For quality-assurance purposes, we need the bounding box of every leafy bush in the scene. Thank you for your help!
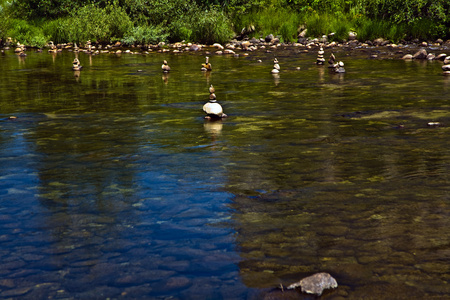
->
[413,18,448,40]
[42,18,72,44]
[72,3,132,43]
[304,13,332,38]
[190,8,235,44]
[231,7,303,41]
[42,2,134,44]
[168,19,193,42]
[355,18,406,42]
[4,18,47,47]
[122,25,168,45]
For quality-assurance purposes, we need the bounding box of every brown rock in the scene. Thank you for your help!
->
[412,49,427,59]
[435,53,447,61]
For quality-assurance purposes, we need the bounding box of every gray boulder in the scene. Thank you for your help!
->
[265,34,274,43]
[287,272,338,296]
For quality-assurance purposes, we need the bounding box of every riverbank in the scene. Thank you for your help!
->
[3,36,450,62]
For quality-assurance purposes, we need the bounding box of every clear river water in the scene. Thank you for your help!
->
[0,44,449,299]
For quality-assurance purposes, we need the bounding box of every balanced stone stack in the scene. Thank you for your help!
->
[316,47,325,65]
[334,61,346,73]
[443,63,450,75]
[203,85,227,119]
[271,58,280,74]
[328,53,336,68]
[327,52,345,73]
[201,56,212,71]
[161,60,171,73]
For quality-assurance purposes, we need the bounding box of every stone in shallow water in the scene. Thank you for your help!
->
[0,286,32,297]
[287,272,338,296]
[165,276,191,289]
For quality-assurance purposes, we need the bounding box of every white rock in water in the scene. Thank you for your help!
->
[442,64,450,71]
[203,102,223,116]
[287,272,338,296]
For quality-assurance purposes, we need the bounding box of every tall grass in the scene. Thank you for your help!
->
[4,18,47,47]
[356,18,406,42]
[190,8,235,44]
[232,7,302,41]
[43,2,134,44]
[122,25,168,45]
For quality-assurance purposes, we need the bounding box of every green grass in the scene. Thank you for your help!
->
[232,7,303,41]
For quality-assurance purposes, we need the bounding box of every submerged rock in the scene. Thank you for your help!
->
[287,272,338,296]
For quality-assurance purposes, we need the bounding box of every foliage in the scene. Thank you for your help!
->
[120,0,198,27]
[42,2,133,44]
[1,0,450,46]
[168,19,193,42]
[356,18,406,42]
[232,7,302,41]
[42,18,73,44]
[121,25,169,45]
[190,7,235,44]
[71,2,133,43]
[3,18,47,47]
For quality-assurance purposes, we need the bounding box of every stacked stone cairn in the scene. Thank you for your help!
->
[201,56,212,71]
[72,58,82,71]
[161,60,171,73]
[328,52,345,73]
[203,85,227,119]
[443,56,450,75]
[271,58,280,74]
[316,47,325,65]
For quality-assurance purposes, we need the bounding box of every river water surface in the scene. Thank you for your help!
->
[0,45,449,299]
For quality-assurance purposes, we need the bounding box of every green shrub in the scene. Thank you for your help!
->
[356,18,406,42]
[191,8,235,44]
[47,2,134,44]
[231,7,303,41]
[168,19,193,42]
[279,22,297,43]
[42,18,72,44]
[122,25,168,45]
[4,18,47,47]
[304,13,332,38]
[408,18,446,40]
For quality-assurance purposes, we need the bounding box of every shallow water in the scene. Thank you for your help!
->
[0,46,449,299]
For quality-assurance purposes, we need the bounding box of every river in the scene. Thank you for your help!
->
[0,45,449,299]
